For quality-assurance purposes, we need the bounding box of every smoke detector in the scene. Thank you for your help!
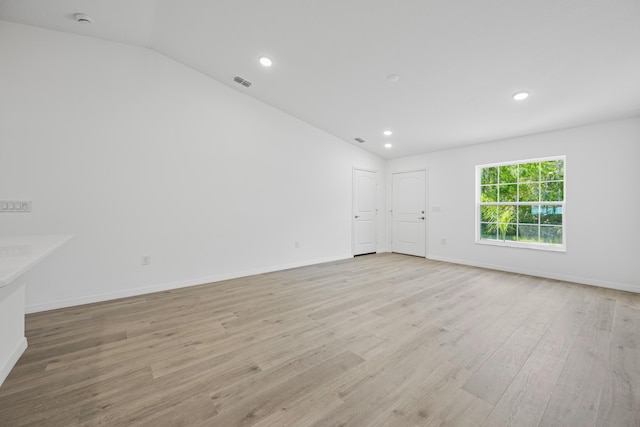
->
[74,13,93,24]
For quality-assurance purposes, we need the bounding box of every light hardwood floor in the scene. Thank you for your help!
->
[1,253,639,426]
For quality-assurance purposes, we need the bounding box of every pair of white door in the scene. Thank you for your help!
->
[353,169,426,257]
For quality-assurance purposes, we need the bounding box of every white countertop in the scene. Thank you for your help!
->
[0,235,73,287]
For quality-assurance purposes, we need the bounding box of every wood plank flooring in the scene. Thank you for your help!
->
[1,253,639,426]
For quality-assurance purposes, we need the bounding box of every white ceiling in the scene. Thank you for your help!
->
[2,0,640,159]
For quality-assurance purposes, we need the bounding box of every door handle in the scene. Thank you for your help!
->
[419,216,425,220]
[355,215,360,218]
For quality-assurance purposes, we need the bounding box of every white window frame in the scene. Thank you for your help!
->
[475,156,566,252]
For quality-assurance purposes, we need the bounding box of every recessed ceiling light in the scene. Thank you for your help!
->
[73,13,92,24]
[387,74,400,83]
[384,143,393,148]
[259,57,272,67]
[513,91,529,101]
[383,130,393,136]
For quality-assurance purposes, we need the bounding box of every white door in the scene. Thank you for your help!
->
[392,170,426,257]
[353,169,377,255]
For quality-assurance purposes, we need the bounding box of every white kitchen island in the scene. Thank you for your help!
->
[0,234,71,386]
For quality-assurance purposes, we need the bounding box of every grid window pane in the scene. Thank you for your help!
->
[481,185,497,202]
[519,162,540,182]
[497,205,516,224]
[541,182,564,202]
[517,205,538,224]
[481,223,497,239]
[540,205,563,225]
[481,167,498,185]
[518,225,538,242]
[519,183,539,202]
[540,226,562,244]
[503,224,517,241]
[497,206,516,241]
[499,164,518,183]
[541,160,564,181]
[499,184,517,202]
[481,205,497,222]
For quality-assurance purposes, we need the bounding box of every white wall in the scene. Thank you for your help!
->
[0,21,386,312]
[388,116,640,292]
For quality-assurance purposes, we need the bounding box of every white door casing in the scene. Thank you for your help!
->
[353,169,376,255]
[392,170,426,257]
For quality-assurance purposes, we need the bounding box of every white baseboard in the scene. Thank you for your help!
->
[26,254,353,314]
[0,337,27,387]
[27,251,637,314]
[427,254,640,294]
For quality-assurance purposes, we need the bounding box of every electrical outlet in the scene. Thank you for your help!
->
[294,241,300,249]
[441,238,447,245]
[141,255,151,266]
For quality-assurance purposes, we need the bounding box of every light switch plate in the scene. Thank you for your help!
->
[0,201,32,212]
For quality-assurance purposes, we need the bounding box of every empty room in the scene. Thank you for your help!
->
[1,0,639,426]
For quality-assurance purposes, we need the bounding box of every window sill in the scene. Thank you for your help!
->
[476,239,566,253]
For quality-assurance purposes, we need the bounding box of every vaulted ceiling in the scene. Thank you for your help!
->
[2,0,639,159]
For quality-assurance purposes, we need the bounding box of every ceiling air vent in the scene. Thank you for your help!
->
[354,137,366,143]
[233,76,252,88]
